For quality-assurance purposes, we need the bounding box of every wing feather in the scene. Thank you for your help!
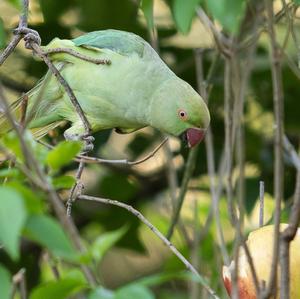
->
[72,29,145,57]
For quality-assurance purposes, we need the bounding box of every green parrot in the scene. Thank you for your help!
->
[0,30,210,150]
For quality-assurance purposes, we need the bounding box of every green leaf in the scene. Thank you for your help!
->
[293,0,300,4]
[6,182,45,215]
[206,0,245,34]
[0,168,22,179]
[140,0,154,30]
[88,287,114,299]
[30,270,87,299]
[172,0,201,34]
[82,226,127,264]
[89,284,154,299]
[115,284,154,299]
[1,131,48,164]
[0,18,6,49]
[46,141,82,170]
[0,187,27,260]
[2,132,24,162]
[52,175,76,190]
[24,215,77,261]
[0,264,12,299]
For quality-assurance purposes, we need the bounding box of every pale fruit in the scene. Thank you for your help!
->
[222,224,300,299]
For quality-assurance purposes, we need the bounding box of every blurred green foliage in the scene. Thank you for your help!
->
[0,0,300,298]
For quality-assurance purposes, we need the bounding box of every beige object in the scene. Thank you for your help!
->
[223,224,300,299]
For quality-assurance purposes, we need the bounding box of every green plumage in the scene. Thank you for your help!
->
[0,30,210,147]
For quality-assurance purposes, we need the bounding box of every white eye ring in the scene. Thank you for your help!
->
[178,109,188,120]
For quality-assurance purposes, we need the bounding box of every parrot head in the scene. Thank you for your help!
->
[149,77,210,147]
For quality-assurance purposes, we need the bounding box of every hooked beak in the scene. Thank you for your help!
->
[182,128,206,148]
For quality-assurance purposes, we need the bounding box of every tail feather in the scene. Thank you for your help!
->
[0,63,67,138]
[0,97,65,138]
[31,120,66,139]
[0,96,24,134]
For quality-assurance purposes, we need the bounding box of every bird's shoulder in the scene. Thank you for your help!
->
[72,30,148,58]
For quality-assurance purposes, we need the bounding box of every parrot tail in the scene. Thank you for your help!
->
[0,95,24,135]
[0,94,65,139]
[0,71,66,139]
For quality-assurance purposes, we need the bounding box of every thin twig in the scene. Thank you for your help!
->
[224,59,237,226]
[283,135,300,171]
[166,146,198,239]
[195,50,229,265]
[0,0,28,66]
[193,49,216,244]
[224,57,240,299]
[223,14,260,293]
[263,1,285,298]
[280,0,292,52]
[11,268,26,299]
[39,137,168,165]
[280,143,300,299]
[67,160,85,216]
[78,194,220,299]
[190,199,201,299]
[0,36,23,66]
[44,252,60,280]
[259,181,265,227]
[196,8,232,58]
[44,48,111,65]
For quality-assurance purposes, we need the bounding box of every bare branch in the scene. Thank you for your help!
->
[166,146,198,239]
[263,1,285,298]
[0,36,23,66]
[280,140,300,299]
[194,49,230,266]
[44,48,111,65]
[66,159,85,216]
[283,135,300,171]
[0,0,28,66]
[78,194,220,299]
[196,8,232,58]
[11,268,26,299]
[39,137,168,165]
[259,181,265,227]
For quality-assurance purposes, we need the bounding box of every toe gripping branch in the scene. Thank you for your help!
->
[13,27,41,49]
[81,134,95,153]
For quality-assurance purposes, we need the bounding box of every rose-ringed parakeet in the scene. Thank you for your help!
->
[0,30,210,149]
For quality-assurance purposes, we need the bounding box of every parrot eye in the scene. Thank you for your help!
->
[178,109,188,121]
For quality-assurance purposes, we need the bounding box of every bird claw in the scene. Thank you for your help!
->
[81,134,95,153]
[81,134,95,143]
[64,130,94,154]
[13,27,41,49]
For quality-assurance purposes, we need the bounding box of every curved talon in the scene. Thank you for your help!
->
[81,135,95,143]
[82,143,94,153]
[13,27,41,49]
[80,134,95,153]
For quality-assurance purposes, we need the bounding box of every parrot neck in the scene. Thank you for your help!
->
[145,77,176,130]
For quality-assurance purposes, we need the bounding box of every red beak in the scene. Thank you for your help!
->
[186,128,206,147]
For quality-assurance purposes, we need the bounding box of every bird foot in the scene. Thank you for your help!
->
[81,134,95,153]
[13,27,41,49]
[64,132,94,153]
